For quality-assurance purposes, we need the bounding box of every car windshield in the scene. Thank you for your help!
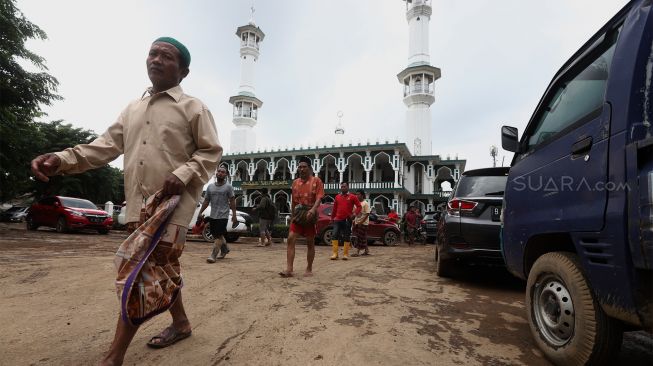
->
[454,176,508,197]
[423,214,435,220]
[5,207,25,213]
[60,197,97,209]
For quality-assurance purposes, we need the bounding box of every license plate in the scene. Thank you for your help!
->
[490,206,501,222]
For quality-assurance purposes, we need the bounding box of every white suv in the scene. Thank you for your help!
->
[188,204,251,243]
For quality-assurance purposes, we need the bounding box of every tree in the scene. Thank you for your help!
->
[31,121,125,204]
[0,0,61,201]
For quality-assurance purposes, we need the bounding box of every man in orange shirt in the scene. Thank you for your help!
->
[330,182,362,260]
[279,157,324,277]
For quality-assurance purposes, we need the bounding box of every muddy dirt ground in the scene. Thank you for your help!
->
[1,223,651,365]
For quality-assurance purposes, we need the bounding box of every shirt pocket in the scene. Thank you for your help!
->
[158,120,191,157]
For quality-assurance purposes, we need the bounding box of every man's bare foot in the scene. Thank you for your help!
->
[279,271,293,278]
[303,271,313,277]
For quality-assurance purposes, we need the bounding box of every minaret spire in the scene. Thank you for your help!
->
[229,12,265,153]
[397,0,440,156]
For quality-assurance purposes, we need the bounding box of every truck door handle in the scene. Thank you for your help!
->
[571,136,593,155]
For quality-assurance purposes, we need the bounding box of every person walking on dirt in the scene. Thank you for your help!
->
[30,37,221,365]
[404,206,419,245]
[279,157,324,277]
[351,189,371,257]
[330,182,362,260]
[254,188,275,247]
[199,166,238,262]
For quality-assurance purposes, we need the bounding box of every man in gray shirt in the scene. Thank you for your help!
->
[199,166,237,262]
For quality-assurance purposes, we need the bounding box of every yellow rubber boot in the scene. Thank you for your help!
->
[330,240,339,260]
[343,242,350,260]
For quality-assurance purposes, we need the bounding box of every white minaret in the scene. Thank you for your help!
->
[229,6,265,153]
[397,0,440,156]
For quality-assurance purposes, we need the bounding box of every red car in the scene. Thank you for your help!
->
[26,196,113,234]
[315,203,400,245]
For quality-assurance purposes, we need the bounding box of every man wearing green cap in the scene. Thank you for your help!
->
[31,37,222,365]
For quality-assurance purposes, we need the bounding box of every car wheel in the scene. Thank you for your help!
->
[26,216,38,231]
[526,252,622,365]
[435,244,455,278]
[426,237,436,244]
[383,230,398,246]
[56,217,68,233]
[202,224,214,242]
[98,228,109,234]
[225,234,239,243]
[321,228,333,246]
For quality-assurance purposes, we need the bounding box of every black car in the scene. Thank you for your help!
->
[421,211,441,244]
[0,206,28,222]
[435,167,509,277]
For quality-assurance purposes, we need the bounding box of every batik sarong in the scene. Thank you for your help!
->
[114,192,186,326]
[353,224,368,250]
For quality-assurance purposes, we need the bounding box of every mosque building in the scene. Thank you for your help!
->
[223,0,464,215]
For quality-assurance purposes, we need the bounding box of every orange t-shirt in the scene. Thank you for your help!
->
[291,175,325,207]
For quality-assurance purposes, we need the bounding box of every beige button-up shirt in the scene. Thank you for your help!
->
[54,85,222,227]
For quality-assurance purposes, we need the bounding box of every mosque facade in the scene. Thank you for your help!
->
[224,0,464,215]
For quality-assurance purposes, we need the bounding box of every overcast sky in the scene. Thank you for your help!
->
[17,0,628,170]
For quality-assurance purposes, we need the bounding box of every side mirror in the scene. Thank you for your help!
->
[501,126,520,153]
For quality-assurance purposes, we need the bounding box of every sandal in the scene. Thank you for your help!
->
[147,326,192,349]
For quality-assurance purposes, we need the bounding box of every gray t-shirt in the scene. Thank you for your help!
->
[204,182,235,219]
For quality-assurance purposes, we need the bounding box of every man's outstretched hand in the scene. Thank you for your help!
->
[162,174,185,196]
[31,154,61,182]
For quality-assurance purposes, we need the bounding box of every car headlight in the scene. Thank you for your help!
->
[67,209,84,217]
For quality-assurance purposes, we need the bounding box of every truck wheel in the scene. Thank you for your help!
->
[526,252,622,365]
[202,224,214,242]
[435,244,455,278]
[56,217,68,233]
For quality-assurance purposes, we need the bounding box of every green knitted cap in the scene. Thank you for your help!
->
[153,36,191,68]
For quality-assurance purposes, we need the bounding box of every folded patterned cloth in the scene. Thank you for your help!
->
[114,191,181,326]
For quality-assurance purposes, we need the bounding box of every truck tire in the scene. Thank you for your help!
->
[526,252,622,366]
[435,244,455,278]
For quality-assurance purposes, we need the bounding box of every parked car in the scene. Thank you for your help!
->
[420,211,440,244]
[316,203,400,246]
[500,2,652,364]
[435,167,509,277]
[188,204,251,243]
[26,196,113,234]
[117,201,127,226]
[0,206,28,222]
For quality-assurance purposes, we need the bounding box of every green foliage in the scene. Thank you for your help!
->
[0,1,124,204]
[249,224,290,238]
[30,121,125,204]
[0,0,60,201]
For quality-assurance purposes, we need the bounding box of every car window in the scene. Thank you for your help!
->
[527,33,618,150]
[59,197,98,209]
[454,176,508,197]
[424,214,434,220]
[322,207,332,216]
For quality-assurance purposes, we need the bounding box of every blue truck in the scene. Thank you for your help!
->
[500,1,652,364]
